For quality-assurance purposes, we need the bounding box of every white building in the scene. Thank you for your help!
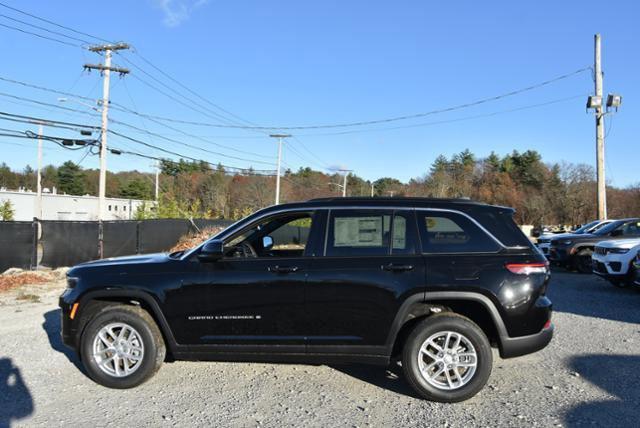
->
[0,187,151,221]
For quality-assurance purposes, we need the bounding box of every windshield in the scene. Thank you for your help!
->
[574,220,600,234]
[594,220,624,236]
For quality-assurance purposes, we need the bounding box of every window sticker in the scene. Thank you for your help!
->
[334,216,384,247]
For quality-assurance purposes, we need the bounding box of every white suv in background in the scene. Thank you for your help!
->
[592,238,640,287]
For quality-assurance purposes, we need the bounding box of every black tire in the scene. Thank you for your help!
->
[575,249,594,274]
[80,305,166,389]
[625,263,638,287]
[401,313,493,403]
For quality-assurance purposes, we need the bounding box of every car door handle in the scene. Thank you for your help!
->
[381,263,414,272]
[268,265,300,274]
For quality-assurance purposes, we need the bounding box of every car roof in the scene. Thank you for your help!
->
[265,197,514,213]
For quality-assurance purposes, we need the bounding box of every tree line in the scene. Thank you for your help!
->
[1,149,638,225]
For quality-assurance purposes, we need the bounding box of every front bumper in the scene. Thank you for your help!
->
[591,253,628,277]
[59,289,79,349]
[536,243,550,256]
[500,323,554,358]
[547,246,571,263]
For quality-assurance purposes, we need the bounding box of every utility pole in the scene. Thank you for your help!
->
[269,134,290,205]
[341,170,348,197]
[36,123,43,219]
[155,161,160,202]
[84,42,130,223]
[85,43,129,259]
[370,182,374,197]
[594,34,606,220]
[587,34,622,220]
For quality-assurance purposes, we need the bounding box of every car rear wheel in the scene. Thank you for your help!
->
[576,249,594,274]
[80,305,165,389]
[402,313,492,403]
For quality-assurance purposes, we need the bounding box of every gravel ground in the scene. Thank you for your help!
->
[0,269,639,427]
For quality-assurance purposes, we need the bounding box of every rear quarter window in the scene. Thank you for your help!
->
[417,211,501,253]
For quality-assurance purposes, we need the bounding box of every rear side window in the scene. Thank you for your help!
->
[326,210,391,256]
[325,210,417,256]
[417,211,501,253]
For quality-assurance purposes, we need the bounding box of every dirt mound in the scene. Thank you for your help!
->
[170,227,225,252]
[0,272,51,292]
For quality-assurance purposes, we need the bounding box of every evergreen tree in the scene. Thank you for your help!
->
[57,161,85,195]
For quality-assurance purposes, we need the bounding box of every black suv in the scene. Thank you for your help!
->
[59,197,553,402]
[548,218,640,273]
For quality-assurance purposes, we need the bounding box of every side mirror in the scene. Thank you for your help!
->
[262,236,274,250]
[198,239,224,262]
[610,229,623,237]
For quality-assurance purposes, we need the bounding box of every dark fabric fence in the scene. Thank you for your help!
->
[103,221,138,258]
[0,221,34,272]
[40,221,100,268]
[138,219,193,254]
[1,218,234,270]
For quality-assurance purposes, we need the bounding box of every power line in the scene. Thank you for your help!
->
[127,49,261,128]
[0,110,99,130]
[0,1,111,43]
[0,21,80,47]
[0,13,92,45]
[0,91,275,164]
[108,129,275,174]
[116,53,247,126]
[291,94,589,137]
[0,75,98,103]
[105,68,592,131]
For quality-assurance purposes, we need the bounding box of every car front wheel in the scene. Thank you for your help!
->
[402,313,492,403]
[80,305,166,389]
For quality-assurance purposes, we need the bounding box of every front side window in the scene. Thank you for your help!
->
[621,221,640,236]
[417,211,501,253]
[225,212,313,258]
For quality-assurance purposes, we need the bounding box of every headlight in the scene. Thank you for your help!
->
[608,248,629,254]
[66,276,78,289]
[561,240,573,245]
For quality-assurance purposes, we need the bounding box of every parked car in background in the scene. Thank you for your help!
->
[549,218,640,273]
[592,238,640,287]
[536,220,613,257]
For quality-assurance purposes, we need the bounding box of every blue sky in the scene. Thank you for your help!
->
[0,0,638,186]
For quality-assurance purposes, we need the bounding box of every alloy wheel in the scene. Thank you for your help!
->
[92,322,145,378]
[417,331,478,390]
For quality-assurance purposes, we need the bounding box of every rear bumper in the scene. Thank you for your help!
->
[500,323,554,358]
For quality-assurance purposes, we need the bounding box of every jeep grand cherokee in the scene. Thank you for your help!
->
[59,197,553,402]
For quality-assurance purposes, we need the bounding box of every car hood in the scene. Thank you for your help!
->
[71,253,170,270]
[551,233,591,242]
[596,238,640,249]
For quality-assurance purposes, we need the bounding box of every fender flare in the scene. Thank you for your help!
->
[384,291,509,353]
[78,288,178,353]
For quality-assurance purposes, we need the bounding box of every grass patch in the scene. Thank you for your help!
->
[16,293,41,303]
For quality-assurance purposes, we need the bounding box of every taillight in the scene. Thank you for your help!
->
[505,262,549,275]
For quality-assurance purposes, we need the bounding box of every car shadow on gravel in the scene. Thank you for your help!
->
[0,358,34,428]
[42,309,83,371]
[548,271,640,324]
[330,362,422,399]
[564,354,640,426]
